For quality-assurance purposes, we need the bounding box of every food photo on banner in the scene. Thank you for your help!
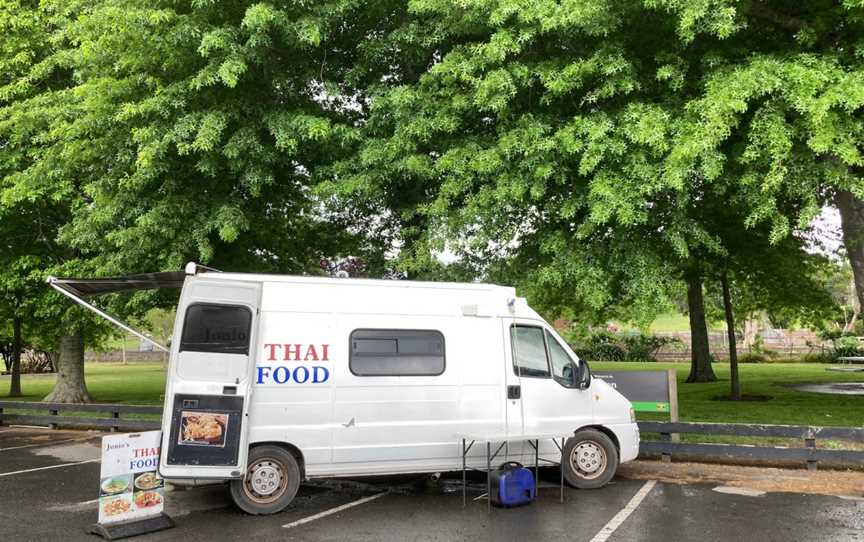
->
[91,431,173,539]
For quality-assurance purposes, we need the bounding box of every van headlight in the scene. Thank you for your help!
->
[629,407,636,422]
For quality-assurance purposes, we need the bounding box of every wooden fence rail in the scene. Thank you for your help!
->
[0,401,161,432]
[637,421,864,470]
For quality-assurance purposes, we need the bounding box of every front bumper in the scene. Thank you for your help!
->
[607,422,640,463]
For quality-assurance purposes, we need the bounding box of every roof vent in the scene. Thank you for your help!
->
[461,304,479,316]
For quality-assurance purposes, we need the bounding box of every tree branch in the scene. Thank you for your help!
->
[747,2,807,33]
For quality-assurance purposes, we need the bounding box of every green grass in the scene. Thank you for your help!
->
[98,333,143,352]
[2,361,862,428]
[1,362,167,405]
[593,361,864,427]
[608,312,724,333]
[646,313,691,333]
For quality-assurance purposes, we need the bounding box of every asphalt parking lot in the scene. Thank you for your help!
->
[2,427,863,542]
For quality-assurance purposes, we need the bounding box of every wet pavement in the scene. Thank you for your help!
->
[792,382,864,395]
[1,427,863,542]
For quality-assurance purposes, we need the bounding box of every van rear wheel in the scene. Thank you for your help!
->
[562,429,618,489]
[230,445,300,515]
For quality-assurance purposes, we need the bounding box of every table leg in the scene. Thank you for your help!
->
[487,441,491,513]
[559,438,565,503]
[462,438,467,507]
[534,439,539,499]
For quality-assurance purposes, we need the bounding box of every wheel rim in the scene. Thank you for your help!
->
[569,440,607,480]
[243,457,288,504]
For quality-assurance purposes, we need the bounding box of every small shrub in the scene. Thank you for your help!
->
[800,352,837,364]
[833,335,864,358]
[738,353,765,364]
[571,332,626,361]
[21,349,55,373]
[570,331,679,362]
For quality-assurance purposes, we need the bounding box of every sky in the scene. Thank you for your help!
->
[810,206,844,258]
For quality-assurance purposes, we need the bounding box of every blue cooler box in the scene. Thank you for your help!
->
[489,461,536,507]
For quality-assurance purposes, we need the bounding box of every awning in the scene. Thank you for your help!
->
[48,271,187,297]
[48,270,190,354]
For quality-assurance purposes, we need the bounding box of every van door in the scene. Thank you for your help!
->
[159,278,262,479]
[503,322,524,437]
[507,321,593,436]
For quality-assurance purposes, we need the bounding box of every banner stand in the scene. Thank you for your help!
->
[88,513,174,540]
[92,431,171,539]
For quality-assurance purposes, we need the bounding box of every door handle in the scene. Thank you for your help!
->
[507,385,521,400]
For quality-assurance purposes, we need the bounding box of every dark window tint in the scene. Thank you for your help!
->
[350,329,445,376]
[511,325,550,378]
[180,304,252,355]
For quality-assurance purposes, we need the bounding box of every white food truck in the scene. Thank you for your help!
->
[51,263,639,514]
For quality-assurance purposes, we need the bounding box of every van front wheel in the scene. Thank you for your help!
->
[230,445,300,515]
[562,429,618,489]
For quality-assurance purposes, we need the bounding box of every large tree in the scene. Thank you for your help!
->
[697,192,836,398]
[0,202,63,397]
[323,1,863,384]
[0,1,83,400]
[1,0,408,401]
[657,0,864,319]
[318,1,724,380]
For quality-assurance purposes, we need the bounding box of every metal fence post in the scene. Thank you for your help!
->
[660,431,672,463]
[667,369,679,443]
[48,408,58,430]
[805,429,817,471]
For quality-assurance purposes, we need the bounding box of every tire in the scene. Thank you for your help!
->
[562,429,618,489]
[230,445,301,515]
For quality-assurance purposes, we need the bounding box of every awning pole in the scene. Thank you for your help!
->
[48,278,170,353]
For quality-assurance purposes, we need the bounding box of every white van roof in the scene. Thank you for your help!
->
[197,270,508,292]
[190,266,538,320]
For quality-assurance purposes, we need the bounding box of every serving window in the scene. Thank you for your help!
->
[349,329,445,376]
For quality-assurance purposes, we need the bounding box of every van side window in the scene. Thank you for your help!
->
[546,330,574,381]
[510,326,550,378]
[180,304,252,355]
[349,329,445,376]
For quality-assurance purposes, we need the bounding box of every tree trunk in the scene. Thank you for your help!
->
[9,316,22,397]
[686,274,717,383]
[43,330,91,403]
[836,189,864,317]
[721,272,740,400]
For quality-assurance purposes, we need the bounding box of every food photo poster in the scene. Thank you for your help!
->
[98,431,164,524]
[178,411,229,447]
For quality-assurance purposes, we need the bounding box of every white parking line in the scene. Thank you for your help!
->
[712,486,765,497]
[0,438,82,452]
[282,492,389,529]
[0,458,100,477]
[589,480,657,542]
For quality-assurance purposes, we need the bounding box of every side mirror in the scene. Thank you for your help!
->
[558,361,589,389]
[577,360,591,389]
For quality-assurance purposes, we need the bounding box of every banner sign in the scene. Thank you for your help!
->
[593,371,671,412]
[98,431,164,525]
